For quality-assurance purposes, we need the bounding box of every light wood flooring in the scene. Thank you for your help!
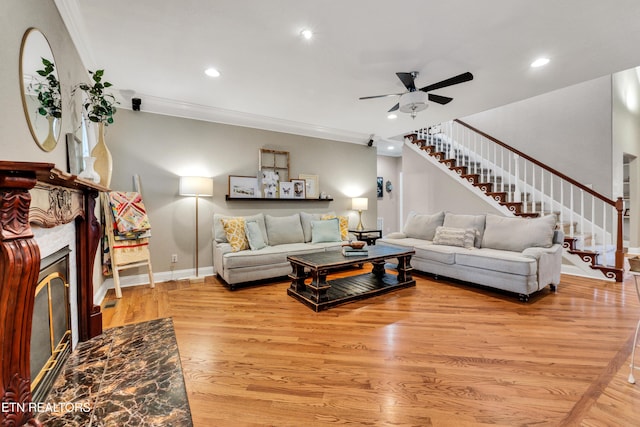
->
[101,268,640,426]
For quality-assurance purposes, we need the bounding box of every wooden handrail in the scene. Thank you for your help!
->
[454,119,617,206]
[452,119,623,273]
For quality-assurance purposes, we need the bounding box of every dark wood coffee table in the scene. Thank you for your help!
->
[287,246,415,311]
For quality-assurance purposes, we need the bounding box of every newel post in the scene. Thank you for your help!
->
[615,197,624,271]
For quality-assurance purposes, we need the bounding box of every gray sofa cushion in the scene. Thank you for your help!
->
[402,211,445,240]
[265,213,304,245]
[443,212,486,248]
[414,244,468,265]
[481,214,556,252]
[245,220,267,250]
[455,248,537,276]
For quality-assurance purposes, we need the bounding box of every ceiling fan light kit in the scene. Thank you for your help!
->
[399,91,429,118]
[360,71,473,119]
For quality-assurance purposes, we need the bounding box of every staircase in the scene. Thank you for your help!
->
[405,119,624,282]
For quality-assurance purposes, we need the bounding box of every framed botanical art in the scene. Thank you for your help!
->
[291,179,306,199]
[377,177,383,198]
[299,174,318,199]
[228,175,260,198]
[279,181,294,199]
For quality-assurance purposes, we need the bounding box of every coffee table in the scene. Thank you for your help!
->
[287,245,415,311]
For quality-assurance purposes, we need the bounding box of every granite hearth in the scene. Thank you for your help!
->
[36,318,192,426]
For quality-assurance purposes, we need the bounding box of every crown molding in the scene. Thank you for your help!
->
[54,0,96,70]
[117,92,372,145]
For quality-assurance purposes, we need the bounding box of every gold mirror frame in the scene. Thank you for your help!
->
[19,28,62,152]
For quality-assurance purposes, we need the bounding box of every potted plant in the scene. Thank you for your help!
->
[74,69,119,187]
[75,69,117,125]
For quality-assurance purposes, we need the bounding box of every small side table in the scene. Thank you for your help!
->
[349,229,382,246]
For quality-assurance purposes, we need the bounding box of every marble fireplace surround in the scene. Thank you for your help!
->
[0,161,107,426]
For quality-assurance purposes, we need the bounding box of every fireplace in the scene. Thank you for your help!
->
[30,247,72,403]
[0,161,105,426]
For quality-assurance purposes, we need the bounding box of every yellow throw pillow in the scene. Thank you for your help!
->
[321,214,349,240]
[221,217,249,252]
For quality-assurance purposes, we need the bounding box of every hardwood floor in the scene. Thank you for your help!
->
[101,268,640,426]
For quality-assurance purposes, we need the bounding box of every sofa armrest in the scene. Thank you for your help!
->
[522,244,562,289]
[213,242,233,276]
[384,232,407,239]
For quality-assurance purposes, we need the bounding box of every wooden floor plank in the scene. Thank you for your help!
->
[101,267,640,426]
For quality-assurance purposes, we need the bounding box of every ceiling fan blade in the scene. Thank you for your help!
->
[359,93,404,100]
[419,72,474,93]
[388,103,399,112]
[396,72,417,91]
[428,93,453,105]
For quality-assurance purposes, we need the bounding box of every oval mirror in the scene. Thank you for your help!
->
[19,28,62,152]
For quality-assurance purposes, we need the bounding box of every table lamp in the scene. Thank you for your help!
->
[179,176,213,282]
[352,197,368,231]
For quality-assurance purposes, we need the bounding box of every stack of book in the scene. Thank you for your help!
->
[342,245,368,257]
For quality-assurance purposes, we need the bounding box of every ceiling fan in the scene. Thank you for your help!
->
[359,71,474,118]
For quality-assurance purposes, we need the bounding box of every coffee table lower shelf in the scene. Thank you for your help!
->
[287,272,415,312]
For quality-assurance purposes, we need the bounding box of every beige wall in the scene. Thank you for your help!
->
[106,109,377,275]
[613,67,640,248]
[461,76,613,197]
[376,156,401,234]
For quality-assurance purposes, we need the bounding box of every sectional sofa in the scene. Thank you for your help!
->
[376,211,563,301]
[212,212,349,289]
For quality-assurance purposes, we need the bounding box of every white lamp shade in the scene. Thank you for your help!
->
[179,176,213,197]
[351,197,368,211]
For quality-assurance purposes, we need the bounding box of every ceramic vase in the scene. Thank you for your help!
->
[78,156,101,183]
[41,116,57,152]
[91,122,113,187]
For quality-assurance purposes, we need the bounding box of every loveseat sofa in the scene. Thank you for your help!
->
[376,211,563,301]
[213,212,349,289]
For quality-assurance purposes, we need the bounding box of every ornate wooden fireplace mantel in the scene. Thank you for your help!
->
[0,160,107,426]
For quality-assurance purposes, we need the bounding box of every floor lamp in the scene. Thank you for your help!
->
[179,176,213,283]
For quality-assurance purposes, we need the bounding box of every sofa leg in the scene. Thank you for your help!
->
[549,284,557,292]
[518,294,529,302]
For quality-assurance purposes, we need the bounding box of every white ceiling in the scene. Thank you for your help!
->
[55,0,640,156]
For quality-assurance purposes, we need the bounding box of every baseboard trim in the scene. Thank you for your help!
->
[94,267,215,306]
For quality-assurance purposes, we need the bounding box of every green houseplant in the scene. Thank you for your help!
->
[75,69,117,125]
[31,57,62,119]
[74,69,118,187]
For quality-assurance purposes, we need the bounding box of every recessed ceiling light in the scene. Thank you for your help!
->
[204,67,220,77]
[300,29,313,40]
[387,145,394,150]
[530,57,550,68]
[387,114,397,119]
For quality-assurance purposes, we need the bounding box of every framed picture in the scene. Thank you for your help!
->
[377,177,383,198]
[228,175,260,198]
[299,174,319,199]
[279,181,294,199]
[291,179,306,199]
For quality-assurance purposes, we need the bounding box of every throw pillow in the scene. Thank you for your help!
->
[221,217,249,252]
[311,218,342,243]
[321,214,349,240]
[432,226,475,249]
[300,212,323,242]
[245,220,267,250]
[443,212,486,248]
[265,214,305,245]
[481,214,556,252]
[214,213,267,244]
[402,211,445,240]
